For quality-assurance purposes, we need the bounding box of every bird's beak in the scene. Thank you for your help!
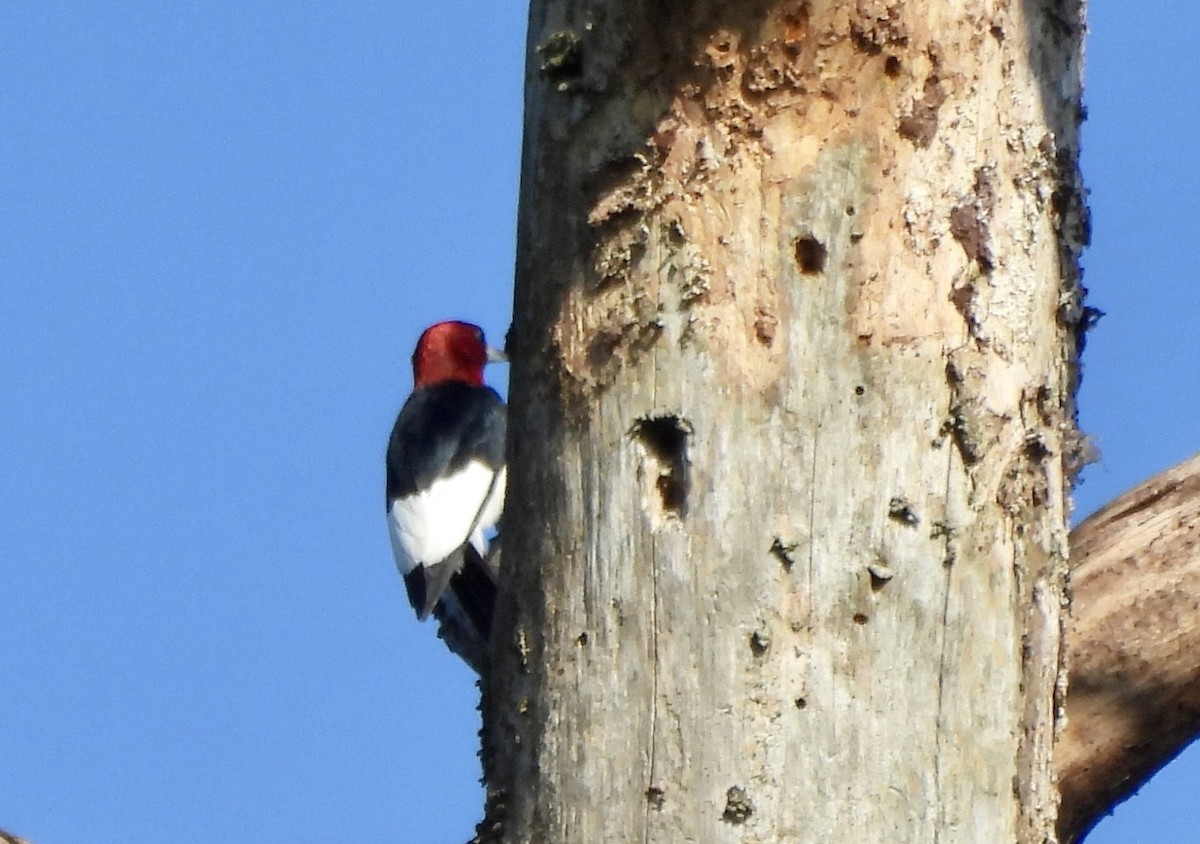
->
[487,346,508,364]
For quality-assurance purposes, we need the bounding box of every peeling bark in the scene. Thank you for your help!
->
[1058,451,1200,843]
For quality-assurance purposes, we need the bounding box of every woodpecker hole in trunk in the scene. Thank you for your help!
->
[632,415,692,522]
[722,785,754,824]
[794,234,827,274]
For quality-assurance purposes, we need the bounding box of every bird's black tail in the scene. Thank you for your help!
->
[432,538,501,674]
[451,542,497,637]
[403,548,463,621]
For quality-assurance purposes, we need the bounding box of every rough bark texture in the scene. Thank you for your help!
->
[1058,452,1200,843]
[483,1,1087,842]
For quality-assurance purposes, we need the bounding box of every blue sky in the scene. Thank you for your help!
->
[1,4,1195,843]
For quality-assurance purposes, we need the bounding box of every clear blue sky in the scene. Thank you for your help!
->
[1,4,1195,843]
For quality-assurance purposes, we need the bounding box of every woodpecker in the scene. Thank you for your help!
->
[385,320,505,673]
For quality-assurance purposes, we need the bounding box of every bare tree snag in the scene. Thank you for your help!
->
[1058,451,1200,843]
[485,1,1088,842]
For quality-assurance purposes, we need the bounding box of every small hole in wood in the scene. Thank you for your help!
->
[794,235,827,274]
[853,613,870,625]
[750,630,771,656]
[888,496,920,527]
[722,786,754,824]
[770,536,799,569]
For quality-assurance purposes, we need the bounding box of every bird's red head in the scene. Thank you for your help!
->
[411,321,500,389]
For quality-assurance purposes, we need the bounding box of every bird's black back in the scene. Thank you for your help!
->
[385,381,506,506]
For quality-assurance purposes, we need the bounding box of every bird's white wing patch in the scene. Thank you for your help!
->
[387,460,499,574]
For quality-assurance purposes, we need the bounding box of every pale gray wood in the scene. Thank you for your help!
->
[482,2,1088,842]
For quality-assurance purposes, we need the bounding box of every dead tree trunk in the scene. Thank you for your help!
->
[484,1,1088,842]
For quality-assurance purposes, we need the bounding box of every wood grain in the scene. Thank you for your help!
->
[1059,452,1200,842]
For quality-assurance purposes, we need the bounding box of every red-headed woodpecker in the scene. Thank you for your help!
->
[386,321,505,673]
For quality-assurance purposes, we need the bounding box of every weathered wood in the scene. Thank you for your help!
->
[1058,451,1200,843]
[484,1,1087,841]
